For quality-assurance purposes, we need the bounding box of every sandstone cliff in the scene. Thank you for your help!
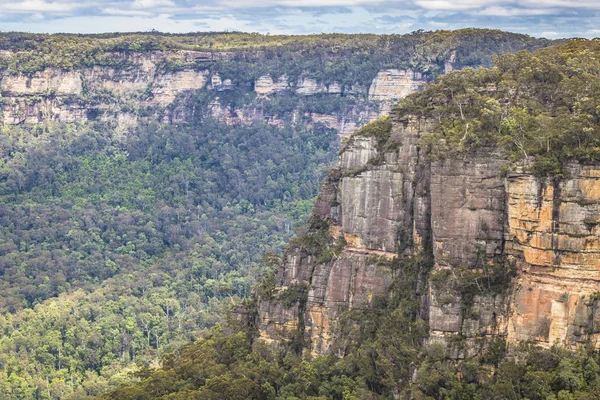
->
[256,112,600,357]
[0,49,425,136]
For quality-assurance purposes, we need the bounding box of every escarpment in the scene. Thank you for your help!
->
[256,40,600,357]
[256,118,600,357]
[0,30,554,138]
[0,50,217,126]
[0,50,423,134]
[257,116,429,355]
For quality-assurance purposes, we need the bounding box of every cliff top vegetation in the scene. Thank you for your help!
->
[0,29,555,79]
[385,38,600,176]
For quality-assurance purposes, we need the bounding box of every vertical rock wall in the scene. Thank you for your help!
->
[505,165,600,347]
[0,53,429,138]
[257,115,600,356]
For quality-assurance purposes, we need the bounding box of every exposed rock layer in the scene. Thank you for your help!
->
[0,50,426,137]
[257,114,600,356]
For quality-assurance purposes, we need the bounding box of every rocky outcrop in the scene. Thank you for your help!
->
[257,113,600,356]
[0,54,213,126]
[1,69,83,96]
[430,156,507,268]
[254,74,344,97]
[445,51,457,74]
[306,113,339,130]
[150,70,210,103]
[209,74,233,91]
[296,77,327,96]
[2,97,88,125]
[426,155,510,356]
[257,244,393,356]
[0,39,443,140]
[257,116,430,355]
[368,69,425,101]
[0,61,419,137]
[255,75,289,95]
[0,63,211,124]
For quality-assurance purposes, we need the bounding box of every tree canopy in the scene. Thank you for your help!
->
[395,39,600,176]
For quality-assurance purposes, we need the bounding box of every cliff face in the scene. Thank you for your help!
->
[0,51,218,126]
[505,165,600,347]
[0,31,554,139]
[257,116,429,356]
[0,50,425,136]
[256,114,600,356]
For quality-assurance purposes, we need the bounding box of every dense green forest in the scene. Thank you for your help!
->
[104,318,600,400]
[100,39,600,399]
[0,29,568,399]
[0,115,336,398]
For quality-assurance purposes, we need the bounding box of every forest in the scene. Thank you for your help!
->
[103,250,600,400]
[0,115,337,397]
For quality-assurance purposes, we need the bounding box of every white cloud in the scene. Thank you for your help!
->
[1,0,600,38]
[475,6,560,16]
[218,0,386,6]
[0,0,79,13]
[101,7,153,16]
[131,0,175,9]
[517,0,600,8]
[413,0,499,11]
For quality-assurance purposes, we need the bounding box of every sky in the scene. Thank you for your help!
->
[0,0,600,39]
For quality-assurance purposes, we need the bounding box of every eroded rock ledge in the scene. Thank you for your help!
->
[0,50,427,137]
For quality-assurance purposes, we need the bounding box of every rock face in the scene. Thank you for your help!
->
[0,51,213,126]
[151,70,210,103]
[445,51,457,74]
[257,114,600,356]
[505,165,600,347]
[255,75,289,95]
[1,69,83,95]
[296,77,328,96]
[0,63,421,137]
[368,69,425,101]
[430,156,506,268]
[426,155,510,356]
[257,116,431,356]
[0,44,448,139]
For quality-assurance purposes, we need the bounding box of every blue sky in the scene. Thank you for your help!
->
[0,0,599,38]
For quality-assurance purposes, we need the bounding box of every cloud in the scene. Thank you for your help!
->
[475,6,561,16]
[0,0,79,13]
[518,0,600,8]
[131,0,176,9]
[414,0,494,11]
[216,0,386,6]
[101,7,153,16]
